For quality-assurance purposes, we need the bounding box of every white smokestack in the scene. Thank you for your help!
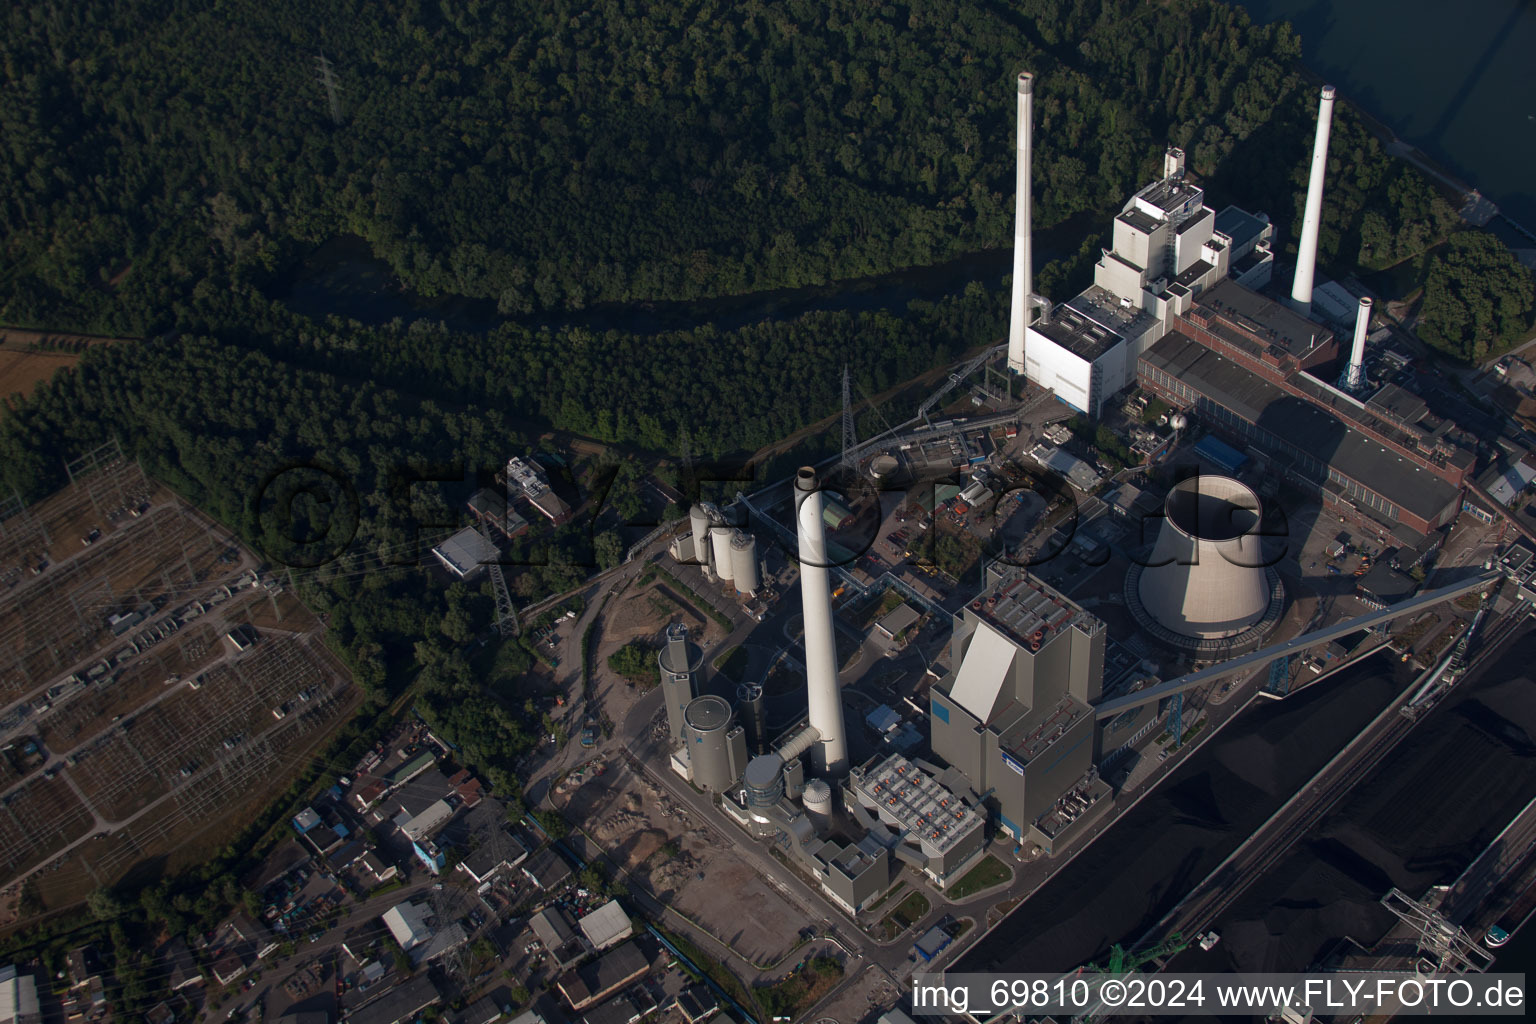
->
[1345,296,1372,391]
[793,466,848,777]
[1007,71,1034,375]
[1290,85,1336,318]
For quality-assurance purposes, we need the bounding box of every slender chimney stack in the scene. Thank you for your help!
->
[793,467,848,777]
[1007,71,1034,375]
[1290,85,1336,318]
[1345,297,1372,391]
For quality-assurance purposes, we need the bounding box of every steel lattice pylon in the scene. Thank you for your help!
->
[482,523,518,637]
[1265,652,1291,696]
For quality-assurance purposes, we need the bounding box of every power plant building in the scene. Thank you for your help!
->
[847,754,988,889]
[1020,142,1274,416]
[929,567,1105,845]
[1138,280,1472,535]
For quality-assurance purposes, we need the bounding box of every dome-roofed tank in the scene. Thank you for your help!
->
[1137,475,1268,638]
[802,778,834,829]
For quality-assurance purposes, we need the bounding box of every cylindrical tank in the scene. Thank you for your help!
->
[870,455,899,481]
[659,623,704,742]
[743,753,785,809]
[688,505,712,562]
[1137,475,1269,638]
[730,531,759,594]
[709,525,735,581]
[802,778,834,830]
[737,682,767,754]
[683,695,737,792]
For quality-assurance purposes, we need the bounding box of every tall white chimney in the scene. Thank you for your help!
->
[1290,85,1336,318]
[1007,71,1034,376]
[1345,296,1372,391]
[793,466,848,777]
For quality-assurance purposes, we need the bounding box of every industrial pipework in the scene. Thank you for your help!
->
[1290,85,1337,318]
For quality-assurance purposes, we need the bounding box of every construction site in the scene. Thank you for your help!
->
[0,444,358,925]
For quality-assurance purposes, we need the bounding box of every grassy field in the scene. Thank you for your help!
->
[879,889,931,940]
[947,855,1011,899]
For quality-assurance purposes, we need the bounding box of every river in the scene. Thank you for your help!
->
[1235,0,1536,233]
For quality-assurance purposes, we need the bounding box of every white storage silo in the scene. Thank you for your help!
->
[689,505,712,562]
[709,525,735,582]
[730,531,759,594]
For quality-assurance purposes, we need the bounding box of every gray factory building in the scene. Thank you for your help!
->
[805,837,892,915]
[847,754,987,889]
[929,567,1104,843]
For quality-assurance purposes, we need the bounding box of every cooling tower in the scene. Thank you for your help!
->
[1137,475,1269,638]
[794,467,849,777]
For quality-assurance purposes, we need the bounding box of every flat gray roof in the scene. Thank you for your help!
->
[1195,279,1332,359]
[1142,333,1459,524]
[1214,205,1269,251]
[1033,302,1125,362]
[433,527,499,577]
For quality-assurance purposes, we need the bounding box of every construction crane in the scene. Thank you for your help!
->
[1079,932,1189,976]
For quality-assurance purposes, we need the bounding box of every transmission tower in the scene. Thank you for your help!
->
[314,54,343,125]
[1380,887,1493,974]
[482,523,518,637]
[840,364,856,471]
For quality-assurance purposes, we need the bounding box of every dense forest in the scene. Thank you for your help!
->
[1,0,1533,978]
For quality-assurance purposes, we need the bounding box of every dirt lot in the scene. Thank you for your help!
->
[0,330,130,412]
[559,759,807,968]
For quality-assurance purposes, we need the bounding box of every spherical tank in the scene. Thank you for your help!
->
[730,531,759,594]
[683,695,736,792]
[709,525,735,581]
[1137,475,1268,638]
[1170,412,1188,431]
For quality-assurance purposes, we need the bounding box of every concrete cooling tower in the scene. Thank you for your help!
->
[1137,475,1269,638]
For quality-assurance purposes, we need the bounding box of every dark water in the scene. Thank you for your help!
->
[1235,0,1536,232]
[955,655,1412,974]
[277,235,1023,336]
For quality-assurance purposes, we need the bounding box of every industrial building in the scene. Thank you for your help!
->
[928,565,1112,849]
[431,526,500,580]
[556,940,650,1012]
[467,486,530,540]
[1138,279,1473,535]
[847,754,988,889]
[507,456,573,525]
[1017,141,1274,415]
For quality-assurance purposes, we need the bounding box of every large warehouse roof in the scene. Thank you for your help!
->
[1143,333,1459,525]
[431,527,500,578]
